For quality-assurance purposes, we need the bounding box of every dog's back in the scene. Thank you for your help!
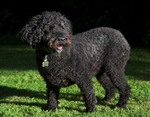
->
[72,27,130,75]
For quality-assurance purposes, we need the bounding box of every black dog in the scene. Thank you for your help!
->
[20,11,131,112]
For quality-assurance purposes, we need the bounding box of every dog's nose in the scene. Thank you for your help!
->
[58,38,66,42]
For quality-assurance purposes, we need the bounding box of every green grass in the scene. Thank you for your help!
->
[0,46,150,117]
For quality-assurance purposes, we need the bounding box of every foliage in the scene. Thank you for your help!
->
[1,0,150,47]
[0,46,150,117]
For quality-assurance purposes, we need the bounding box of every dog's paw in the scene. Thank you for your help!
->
[42,105,57,111]
[86,107,96,112]
[116,103,126,108]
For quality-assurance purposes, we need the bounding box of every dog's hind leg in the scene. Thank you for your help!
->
[77,78,97,112]
[96,71,116,101]
[107,69,131,108]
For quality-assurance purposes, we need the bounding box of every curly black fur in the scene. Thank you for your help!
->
[20,11,131,112]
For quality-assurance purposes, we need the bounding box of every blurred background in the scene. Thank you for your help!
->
[0,0,150,47]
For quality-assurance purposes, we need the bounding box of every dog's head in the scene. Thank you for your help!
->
[19,11,72,54]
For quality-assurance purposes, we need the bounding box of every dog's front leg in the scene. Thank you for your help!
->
[77,79,97,112]
[44,84,60,111]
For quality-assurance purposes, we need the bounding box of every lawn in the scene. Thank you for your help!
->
[0,45,150,117]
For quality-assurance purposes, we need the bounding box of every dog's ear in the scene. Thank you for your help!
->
[19,15,43,48]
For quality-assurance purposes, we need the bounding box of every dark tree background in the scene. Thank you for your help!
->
[0,0,150,47]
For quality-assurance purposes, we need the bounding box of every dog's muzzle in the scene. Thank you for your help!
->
[55,38,66,53]
[48,37,70,54]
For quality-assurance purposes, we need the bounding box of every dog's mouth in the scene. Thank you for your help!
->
[48,37,71,54]
[54,44,64,53]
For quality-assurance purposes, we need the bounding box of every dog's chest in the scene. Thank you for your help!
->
[41,56,74,87]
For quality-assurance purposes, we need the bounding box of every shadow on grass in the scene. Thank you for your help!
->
[126,59,150,81]
[0,86,45,100]
[0,46,36,70]
[0,85,83,111]
[0,85,45,108]
[0,101,45,109]
[0,85,115,112]
[0,86,82,101]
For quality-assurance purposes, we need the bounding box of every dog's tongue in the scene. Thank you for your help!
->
[56,45,63,53]
[57,46,63,50]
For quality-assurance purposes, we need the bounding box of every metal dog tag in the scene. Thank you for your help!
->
[42,55,49,67]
